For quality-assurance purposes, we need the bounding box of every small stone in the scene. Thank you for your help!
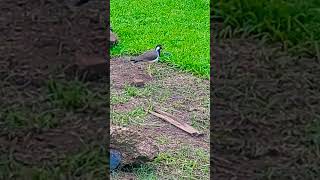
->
[131,78,145,87]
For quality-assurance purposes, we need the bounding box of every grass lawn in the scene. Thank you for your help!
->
[213,0,320,57]
[110,0,210,78]
[213,0,320,178]
[0,147,108,179]
[0,78,109,179]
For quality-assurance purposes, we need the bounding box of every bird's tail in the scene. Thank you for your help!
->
[130,57,139,63]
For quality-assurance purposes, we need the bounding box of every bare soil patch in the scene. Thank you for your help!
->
[212,37,320,179]
[111,58,153,89]
[111,57,210,179]
[111,57,209,147]
[0,0,108,178]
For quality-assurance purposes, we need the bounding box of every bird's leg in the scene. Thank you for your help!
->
[148,64,151,78]
[143,63,148,74]
[147,64,152,78]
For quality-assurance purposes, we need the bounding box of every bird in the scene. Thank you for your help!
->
[131,45,162,63]
[131,45,163,77]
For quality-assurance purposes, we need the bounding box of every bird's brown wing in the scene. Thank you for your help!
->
[134,50,157,62]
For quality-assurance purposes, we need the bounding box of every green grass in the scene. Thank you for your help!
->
[0,147,107,180]
[214,0,320,57]
[47,79,96,110]
[111,146,209,179]
[111,92,131,105]
[124,85,153,98]
[305,116,320,146]
[190,112,209,131]
[111,164,158,180]
[155,135,170,145]
[153,147,209,179]
[110,84,157,105]
[0,106,59,131]
[112,107,148,126]
[110,0,210,78]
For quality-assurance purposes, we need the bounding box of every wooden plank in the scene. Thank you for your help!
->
[149,110,203,137]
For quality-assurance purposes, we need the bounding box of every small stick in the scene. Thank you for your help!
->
[154,108,184,124]
[149,110,203,137]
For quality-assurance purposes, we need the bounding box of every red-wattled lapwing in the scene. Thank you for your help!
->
[131,45,162,77]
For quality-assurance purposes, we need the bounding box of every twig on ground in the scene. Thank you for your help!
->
[149,108,203,137]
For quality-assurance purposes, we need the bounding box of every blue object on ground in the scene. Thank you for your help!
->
[110,149,122,171]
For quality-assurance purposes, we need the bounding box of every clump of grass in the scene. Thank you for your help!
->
[111,84,158,106]
[124,85,140,97]
[47,79,95,110]
[112,147,209,180]
[0,147,107,180]
[111,107,148,126]
[111,0,210,78]
[155,135,170,145]
[190,112,209,131]
[0,107,58,131]
[124,85,153,98]
[153,147,209,179]
[111,164,158,180]
[305,116,320,146]
[111,93,131,105]
[213,0,320,57]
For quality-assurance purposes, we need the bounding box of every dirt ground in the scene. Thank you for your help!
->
[110,58,210,179]
[212,37,320,179]
[4,0,319,179]
[0,0,108,179]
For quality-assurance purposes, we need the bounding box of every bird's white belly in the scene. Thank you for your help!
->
[149,57,158,63]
